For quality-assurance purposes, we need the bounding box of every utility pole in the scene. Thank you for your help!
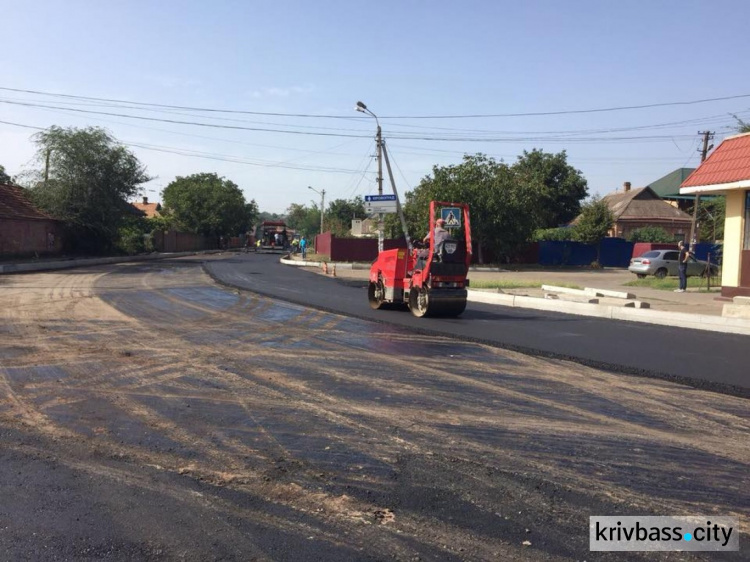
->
[320,188,325,236]
[690,131,714,245]
[375,123,384,253]
[308,186,326,237]
[356,101,385,253]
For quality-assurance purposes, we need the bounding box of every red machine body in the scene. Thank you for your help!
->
[368,201,472,317]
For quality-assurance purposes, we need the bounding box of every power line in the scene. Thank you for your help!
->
[3,84,750,119]
[0,116,368,174]
[0,99,371,138]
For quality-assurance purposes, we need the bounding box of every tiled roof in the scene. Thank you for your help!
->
[681,132,750,188]
[133,201,161,218]
[602,187,692,221]
[0,183,56,221]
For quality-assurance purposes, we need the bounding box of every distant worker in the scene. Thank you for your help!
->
[300,236,308,259]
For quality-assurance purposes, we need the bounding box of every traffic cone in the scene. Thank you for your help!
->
[322,262,328,274]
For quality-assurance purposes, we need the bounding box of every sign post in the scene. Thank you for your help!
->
[365,194,398,215]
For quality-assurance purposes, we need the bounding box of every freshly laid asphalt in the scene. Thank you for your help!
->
[206,253,749,397]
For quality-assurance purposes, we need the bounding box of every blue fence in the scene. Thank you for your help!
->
[692,242,722,264]
[539,239,723,267]
[539,238,634,267]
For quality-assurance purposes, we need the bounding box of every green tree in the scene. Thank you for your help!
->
[162,173,249,236]
[402,154,537,263]
[732,114,750,133]
[699,196,725,242]
[627,226,673,243]
[573,196,614,266]
[284,202,320,236]
[0,164,12,184]
[258,211,283,222]
[511,149,588,228]
[325,196,365,237]
[244,200,260,232]
[26,126,150,253]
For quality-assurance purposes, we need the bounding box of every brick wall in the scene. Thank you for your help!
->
[0,219,63,257]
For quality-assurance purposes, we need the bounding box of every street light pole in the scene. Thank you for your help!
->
[308,186,326,236]
[356,101,384,253]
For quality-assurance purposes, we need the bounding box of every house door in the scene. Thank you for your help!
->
[742,191,750,288]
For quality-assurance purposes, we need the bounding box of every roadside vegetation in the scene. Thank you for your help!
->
[624,276,721,292]
[8,119,742,262]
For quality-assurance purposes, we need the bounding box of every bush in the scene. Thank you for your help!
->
[533,227,575,242]
[116,225,148,255]
[628,226,673,243]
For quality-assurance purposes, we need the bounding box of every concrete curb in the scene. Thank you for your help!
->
[0,250,222,274]
[468,290,750,336]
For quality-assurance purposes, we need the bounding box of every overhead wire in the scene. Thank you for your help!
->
[3,84,750,119]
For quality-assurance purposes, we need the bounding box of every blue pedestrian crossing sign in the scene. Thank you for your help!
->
[441,207,461,228]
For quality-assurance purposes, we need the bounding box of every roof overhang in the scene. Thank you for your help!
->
[680,179,750,195]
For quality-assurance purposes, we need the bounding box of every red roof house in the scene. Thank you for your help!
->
[0,183,63,256]
[680,132,750,297]
[132,196,161,218]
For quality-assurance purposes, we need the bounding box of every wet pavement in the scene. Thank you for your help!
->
[0,258,748,561]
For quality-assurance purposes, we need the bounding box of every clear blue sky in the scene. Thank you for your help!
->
[2,0,749,213]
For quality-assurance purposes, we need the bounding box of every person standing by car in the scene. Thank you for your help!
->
[676,240,689,292]
[300,236,307,259]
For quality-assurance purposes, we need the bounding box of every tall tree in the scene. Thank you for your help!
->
[26,126,150,253]
[511,149,588,228]
[325,196,365,237]
[162,173,249,236]
[0,164,12,184]
[402,154,538,263]
[284,202,320,236]
[573,196,614,266]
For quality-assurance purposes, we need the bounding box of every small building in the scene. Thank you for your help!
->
[132,196,161,218]
[680,132,750,298]
[0,183,63,257]
[600,182,693,240]
[350,218,377,238]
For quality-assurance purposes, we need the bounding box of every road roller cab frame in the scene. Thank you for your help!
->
[368,201,472,317]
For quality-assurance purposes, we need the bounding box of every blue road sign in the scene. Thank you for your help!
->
[441,207,461,228]
[365,194,397,202]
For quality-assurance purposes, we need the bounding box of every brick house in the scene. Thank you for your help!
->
[600,182,693,240]
[0,183,63,257]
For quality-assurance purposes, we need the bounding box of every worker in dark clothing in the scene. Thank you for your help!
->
[676,240,689,292]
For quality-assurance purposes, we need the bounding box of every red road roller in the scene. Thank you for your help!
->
[368,201,472,317]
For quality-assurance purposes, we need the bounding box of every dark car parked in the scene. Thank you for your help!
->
[628,250,718,279]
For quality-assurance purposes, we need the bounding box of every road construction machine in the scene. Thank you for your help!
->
[368,201,472,317]
[256,220,292,254]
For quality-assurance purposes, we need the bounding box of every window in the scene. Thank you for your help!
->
[642,251,661,258]
[664,251,679,260]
